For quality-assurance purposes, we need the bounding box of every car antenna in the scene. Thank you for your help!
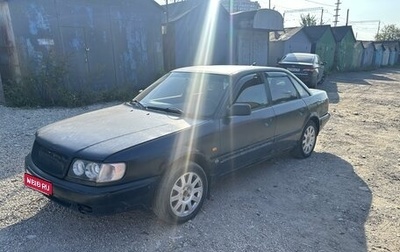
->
[251,62,257,66]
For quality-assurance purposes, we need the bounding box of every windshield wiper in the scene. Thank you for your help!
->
[129,100,146,109]
[129,101,183,115]
[146,106,183,115]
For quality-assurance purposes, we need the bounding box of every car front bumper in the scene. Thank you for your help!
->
[25,154,159,214]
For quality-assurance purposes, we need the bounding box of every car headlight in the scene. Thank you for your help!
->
[69,159,126,183]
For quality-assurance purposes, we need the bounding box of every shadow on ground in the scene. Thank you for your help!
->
[319,67,400,104]
[1,152,371,252]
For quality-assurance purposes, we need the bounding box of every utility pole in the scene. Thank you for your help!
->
[333,0,341,27]
[320,9,324,25]
[377,21,381,37]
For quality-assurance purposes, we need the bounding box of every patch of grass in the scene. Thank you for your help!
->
[4,56,137,108]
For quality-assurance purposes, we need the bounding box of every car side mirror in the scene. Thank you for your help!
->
[228,103,251,116]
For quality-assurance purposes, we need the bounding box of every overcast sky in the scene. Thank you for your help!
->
[155,0,400,41]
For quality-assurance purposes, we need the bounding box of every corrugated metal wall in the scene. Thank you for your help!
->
[237,30,269,66]
[268,39,284,66]
[2,0,163,93]
[0,1,21,82]
[361,43,374,68]
[269,31,311,66]
[373,44,383,67]
[284,32,311,54]
[0,72,4,104]
[165,3,230,70]
[334,33,355,71]
[352,42,363,70]
[388,44,398,66]
[381,46,390,66]
[313,31,335,72]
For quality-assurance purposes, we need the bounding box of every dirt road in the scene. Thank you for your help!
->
[0,68,399,252]
[318,68,400,252]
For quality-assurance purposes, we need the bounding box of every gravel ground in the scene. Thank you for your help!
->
[0,68,399,252]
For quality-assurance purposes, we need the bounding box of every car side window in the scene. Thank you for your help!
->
[235,75,268,110]
[290,76,310,98]
[267,76,299,105]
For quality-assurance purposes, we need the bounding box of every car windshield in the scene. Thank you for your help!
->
[282,54,314,63]
[134,72,230,118]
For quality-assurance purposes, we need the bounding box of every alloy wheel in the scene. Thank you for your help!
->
[302,125,316,155]
[169,172,204,217]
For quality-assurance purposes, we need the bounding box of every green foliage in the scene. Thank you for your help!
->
[4,56,136,108]
[375,24,400,41]
[4,55,70,107]
[300,13,317,27]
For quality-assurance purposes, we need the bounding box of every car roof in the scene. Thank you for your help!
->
[285,53,316,58]
[173,65,285,76]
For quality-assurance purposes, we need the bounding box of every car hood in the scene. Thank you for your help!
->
[36,104,197,159]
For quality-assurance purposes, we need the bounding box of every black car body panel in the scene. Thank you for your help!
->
[26,153,158,214]
[25,65,330,216]
[36,105,194,159]
[278,53,325,88]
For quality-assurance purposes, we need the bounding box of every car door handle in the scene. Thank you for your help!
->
[264,118,273,127]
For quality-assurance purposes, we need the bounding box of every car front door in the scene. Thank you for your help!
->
[265,72,309,151]
[217,73,276,175]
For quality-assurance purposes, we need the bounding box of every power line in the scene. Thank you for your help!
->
[349,20,381,37]
[283,7,325,27]
[284,7,323,14]
[305,0,334,7]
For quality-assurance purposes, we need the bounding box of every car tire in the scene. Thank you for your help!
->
[293,120,317,159]
[153,161,208,224]
[318,74,325,85]
[311,78,318,88]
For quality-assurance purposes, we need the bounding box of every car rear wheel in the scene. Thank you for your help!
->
[310,78,318,88]
[318,73,325,85]
[293,120,317,158]
[153,161,208,224]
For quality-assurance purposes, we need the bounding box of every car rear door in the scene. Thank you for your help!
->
[265,72,309,151]
[217,73,276,175]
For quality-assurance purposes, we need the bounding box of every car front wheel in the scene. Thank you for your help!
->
[153,161,208,224]
[293,120,317,158]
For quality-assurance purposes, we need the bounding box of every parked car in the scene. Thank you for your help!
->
[278,52,325,88]
[24,65,330,224]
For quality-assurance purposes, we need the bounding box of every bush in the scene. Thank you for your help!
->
[4,56,135,107]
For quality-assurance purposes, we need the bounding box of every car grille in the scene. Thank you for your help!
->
[31,141,71,178]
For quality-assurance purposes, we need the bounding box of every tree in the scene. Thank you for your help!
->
[375,24,400,41]
[300,13,317,26]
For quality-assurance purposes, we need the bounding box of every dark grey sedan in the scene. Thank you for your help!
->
[278,53,325,88]
[24,65,330,224]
